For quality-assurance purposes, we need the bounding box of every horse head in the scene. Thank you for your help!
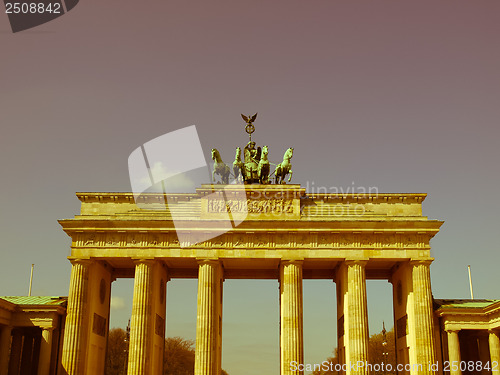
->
[262,145,268,157]
[211,148,219,162]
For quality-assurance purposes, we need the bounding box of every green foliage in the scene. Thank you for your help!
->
[310,348,338,375]
[105,329,230,375]
[164,337,230,375]
[368,328,396,375]
[312,328,396,375]
[105,328,128,375]
[164,337,195,375]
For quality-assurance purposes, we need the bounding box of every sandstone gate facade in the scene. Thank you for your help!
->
[59,184,442,375]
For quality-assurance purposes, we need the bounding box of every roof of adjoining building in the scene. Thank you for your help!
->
[434,299,500,309]
[0,296,67,306]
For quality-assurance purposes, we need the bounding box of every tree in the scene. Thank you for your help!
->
[164,337,196,375]
[164,337,229,375]
[106,330,230,375]
[312,328,396,375]
[368,328,396,375]
[311,348,338,375]
[105,328,128,375]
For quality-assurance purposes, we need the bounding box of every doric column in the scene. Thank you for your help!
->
[20,333,34,375]
[127,259,155,375]
[194,259,223,375]
[61,259,91,375]
[0,326,12,375]
[446,330,461,375]
[280,260,303,375]
[489,330,500,375]
[345,260,369,375]
[32,333,41,374]
[410,260,436,374]
[8,330,22,375]
[37,328,54,375]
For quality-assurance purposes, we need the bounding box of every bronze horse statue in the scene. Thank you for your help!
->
[211,148,230,184]
[274,147,293,184]
[232,147,244,183]
[257,145,270,184]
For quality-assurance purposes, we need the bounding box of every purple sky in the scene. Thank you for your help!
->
[1,1,500,374]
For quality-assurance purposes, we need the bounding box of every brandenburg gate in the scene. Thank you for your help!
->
[58,184,442,375]
[58,116,442,375]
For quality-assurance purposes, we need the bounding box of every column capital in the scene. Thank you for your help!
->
[196,258,221,266]
[132,258,156,266]
[446,329,460,334]
[345,259,369,267]
[409,258,434,267]
[280,259,304,265]
[489,329,499,335]
[69,258,93,266]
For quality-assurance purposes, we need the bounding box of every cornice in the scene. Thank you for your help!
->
[75,191,427,203]
[59,218,443,231]
[436,303,500,318]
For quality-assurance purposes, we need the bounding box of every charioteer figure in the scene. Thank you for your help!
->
[243,140,261,183]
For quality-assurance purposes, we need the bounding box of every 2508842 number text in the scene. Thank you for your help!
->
[5,3,61,14]
[443,361,498,372]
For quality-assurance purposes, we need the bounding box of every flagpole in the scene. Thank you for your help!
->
[28,264,34,296]
[468,265,474,300]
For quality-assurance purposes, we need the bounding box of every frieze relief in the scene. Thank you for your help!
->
[232,233,247,248]
[254,234,270,248]
[275,233,289,248]
[207,198,294,214]
[209,236,227,248]
[317,234,332,248]
[74,232,430,249]
[105,234,120,247]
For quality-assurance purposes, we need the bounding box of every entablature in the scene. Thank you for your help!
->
[72,186,434,220]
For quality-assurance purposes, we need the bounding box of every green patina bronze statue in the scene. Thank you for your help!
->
[211,148,230,184]
[211,114,294,185]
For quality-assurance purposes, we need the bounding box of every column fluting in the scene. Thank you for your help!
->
[61,259,91,375]
[280,260,304,375]
[127,259,155,375]
[411,260,436,374]
[194,260,222,375]
[346,260,369,375]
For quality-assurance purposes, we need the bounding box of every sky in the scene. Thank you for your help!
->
[1,1,500,374]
